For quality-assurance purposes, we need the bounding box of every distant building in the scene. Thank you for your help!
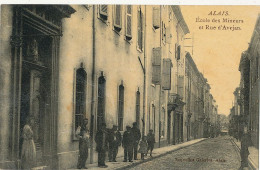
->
[244,14,259,148]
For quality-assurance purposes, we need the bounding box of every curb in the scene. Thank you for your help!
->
[116,138,207,170]
[230,137,257,170]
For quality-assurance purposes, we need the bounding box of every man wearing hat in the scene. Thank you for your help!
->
[108,125,122,162]
[76,118,89,169]
[95,123,108,168]
[132,122,141,160]
[122,126,134,162]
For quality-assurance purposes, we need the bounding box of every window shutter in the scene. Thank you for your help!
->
[153,7,160,29]
[114,5,121,29]
[100,5,108,18]
[152,47,162,85]
[137,8,143,50]
[162,58,172,90]
[126,5,132,39]
[177,45,181,60]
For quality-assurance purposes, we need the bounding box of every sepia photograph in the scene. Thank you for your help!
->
[0,3,259,170]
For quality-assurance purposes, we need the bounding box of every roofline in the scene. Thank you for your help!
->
[171,5,190,35]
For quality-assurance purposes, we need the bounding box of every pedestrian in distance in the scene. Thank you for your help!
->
[239,126,250,170]
[131,122,141,160]
[147,129,155,157]
[95,123,108,168]
[122,126,134,162]
[108,125,121,162]
[76,118,90,169]
[21,116,36,170]
[138,136,148,160]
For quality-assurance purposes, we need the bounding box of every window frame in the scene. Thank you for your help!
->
[72,67,87,141]
[137,7,143,52]
[113,5,122,32]
[136,90,141,128]
[118,84,124,131]
[125,5,132,40]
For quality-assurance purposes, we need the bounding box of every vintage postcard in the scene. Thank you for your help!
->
[0,4,259,170]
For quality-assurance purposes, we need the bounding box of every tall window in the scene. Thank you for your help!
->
[162,22,166,44]
[99,5,108,20]
[125,5,132,40]
[161,107,166,138]
[75,68,87,131]
[152,104,156,133]
[136,90,141,128]
[118,84,124,131]
[137,8,143,51]
[97,75,106,130]
[114,5,122,31]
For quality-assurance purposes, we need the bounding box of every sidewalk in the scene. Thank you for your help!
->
[230,137,259,170]
[69,138,206,170]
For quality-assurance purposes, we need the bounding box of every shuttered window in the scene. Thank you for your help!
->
[114,5,122,31]
[162,58,172,90]
[153,7,160,29]
[136,90,140,128]
[176,45,181,60]
[100,5,108,20]
[152,47,162,84]
[118,84,124,131]
[162,22,166,44]
[125,5,132,39]
[137,8,143,51]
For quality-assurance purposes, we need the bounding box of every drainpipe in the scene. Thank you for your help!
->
[90,5,96,164]
[142,5,147,137]
[158,5,162,148]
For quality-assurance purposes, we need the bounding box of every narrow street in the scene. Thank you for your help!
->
[128,136,241,170]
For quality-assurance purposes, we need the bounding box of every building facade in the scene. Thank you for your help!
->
[0,5,220,169]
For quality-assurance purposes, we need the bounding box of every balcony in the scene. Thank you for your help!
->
[168,93,185,113]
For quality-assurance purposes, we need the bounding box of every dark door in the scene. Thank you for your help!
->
[167,110,171,144]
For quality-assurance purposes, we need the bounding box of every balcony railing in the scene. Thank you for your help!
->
[168,93,185,113]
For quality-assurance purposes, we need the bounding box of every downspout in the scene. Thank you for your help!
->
[158,5,162,148]
[142,5,147,137]
[90,5,96,164]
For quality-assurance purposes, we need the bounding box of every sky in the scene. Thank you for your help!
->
[181,6,260,116]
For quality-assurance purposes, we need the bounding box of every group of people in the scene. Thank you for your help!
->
[122,123,155,162]
[94,122,156,168]
[19,116,155,169]
[76,119,156,169]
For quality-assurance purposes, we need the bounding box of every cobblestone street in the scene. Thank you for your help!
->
[128,136,241,170]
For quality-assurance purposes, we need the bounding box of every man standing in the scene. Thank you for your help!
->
[76,118,89,169]
[147,129,155,157]
[239,126,250,170]
[108,125,121,162]
[131,122,141,160]
[122,126,134,162]
[95,123,108,168]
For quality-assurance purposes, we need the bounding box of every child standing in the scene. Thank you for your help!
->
[138,136,148,160]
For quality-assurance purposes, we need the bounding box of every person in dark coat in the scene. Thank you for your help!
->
[131,122,141,160]
[239,126,250,170]
[122,126,134,162]
[95,123,108,168]
[147,129,155,157]
[76,118,90,169]
[108,125,122,162]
